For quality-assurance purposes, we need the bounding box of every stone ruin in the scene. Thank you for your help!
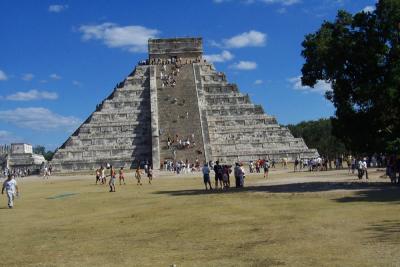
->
[51,37,318,171]
[1,143,45,171]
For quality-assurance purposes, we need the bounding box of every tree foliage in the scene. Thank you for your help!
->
[33,145,45,155]
[301,0,400,154]
[287,118,347,158]
[33,145,55,161]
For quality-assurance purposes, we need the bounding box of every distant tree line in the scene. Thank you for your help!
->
[33,145,55,161]
[286,118,347,158]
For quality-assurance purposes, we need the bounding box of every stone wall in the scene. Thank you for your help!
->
[196,62,318,163]
[51,66,152,171]
[148,38,202,62]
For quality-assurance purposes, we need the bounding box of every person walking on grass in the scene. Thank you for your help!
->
[357,158,364,180]
[222,165,230,189]
[240,163,246,187]
[264,160,270,179]
[2,174,19,209]
[43,165,49,179]
[362,158,369,180]
[135,167,142,186]
[95,168,101,184]
[294,158,299,172]
[234,163,243,188]
[108,166,116,192]
[202,163,212,190]
[119,167,126,185]
[100,166,106,185]
[147,166,153,184]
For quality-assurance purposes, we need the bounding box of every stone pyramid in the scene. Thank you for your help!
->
[51,37,318,171]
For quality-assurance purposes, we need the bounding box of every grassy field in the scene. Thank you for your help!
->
[0,168,399,267]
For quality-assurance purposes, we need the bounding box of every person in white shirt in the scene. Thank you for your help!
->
[357,159,364,179]
[2,175,19,209]
[362,158,368,180]
[240,163,246,187]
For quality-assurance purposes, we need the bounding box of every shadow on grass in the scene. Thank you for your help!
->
[365,220,400,244]
[154,181,400,203]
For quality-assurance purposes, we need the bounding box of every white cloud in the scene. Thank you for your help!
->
[79,23,159,53]
[362,5,375,13]
[48,5,68,13]
[204,50,234,63]
[262,0,301,6]
[5,90,58,101]
[289,76,332,94]
[222,30,266,48]
[49,73,62,80]
[0,70,8,81]
[254,79,263,85]
[230,61,257,70]
[21,73,34,81]
[0,107,81,131]
[72,80,83,87]
[0,130,23,144]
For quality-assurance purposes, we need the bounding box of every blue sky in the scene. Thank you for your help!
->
[0,0,376,150]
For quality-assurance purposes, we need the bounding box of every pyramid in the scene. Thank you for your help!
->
[51,37,318,171]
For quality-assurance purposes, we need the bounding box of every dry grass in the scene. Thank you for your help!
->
[0,169,399,267]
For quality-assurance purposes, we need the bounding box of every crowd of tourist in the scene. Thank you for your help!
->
[201,161,247,190]
[287,154,400,183]
[249,159,275,177]
[2,167,33,178]
[162,159,201,173]
[1,162,53,179]
[166,134,196,151]
[94,163,154,192]
[2,153,399,209]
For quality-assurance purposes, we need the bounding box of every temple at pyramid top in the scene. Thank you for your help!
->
[51,37,318,172]
[148,37,203,62]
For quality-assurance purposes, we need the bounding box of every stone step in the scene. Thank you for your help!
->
[54,145,150,154]
[51,156,150,171]
[209,136,304,143]
[116,86,148,92]
[156,63,206,163]
[206,114,275,121]
[53,150,151,161]
[96,104,150,113]
[204,95,250,105]
[209,126,290,133]
[102,99,148,106]
[212,148,318,157]
[89,116,150,124]
[210,141,308,149]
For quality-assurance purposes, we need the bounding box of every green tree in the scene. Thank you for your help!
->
[43,151,55,161]
[33,145,54,161]
[301,0,400,154]
[287,118,347,159]
[33,145,45,155]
